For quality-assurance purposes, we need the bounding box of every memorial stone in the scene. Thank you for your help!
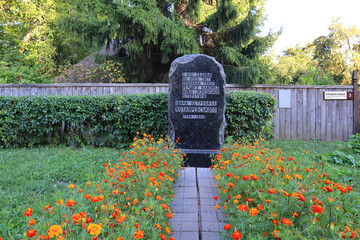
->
[168,54,226,167]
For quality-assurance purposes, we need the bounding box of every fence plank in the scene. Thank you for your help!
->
[273,89,280,139]
[308,89,316,139]
[302,89,308,140]
[290,89,297,138]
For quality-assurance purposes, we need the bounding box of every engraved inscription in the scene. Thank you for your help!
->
[183,115,205,119]
[175,101,217,106]
[175,106,217,113]
[178,72,220,119]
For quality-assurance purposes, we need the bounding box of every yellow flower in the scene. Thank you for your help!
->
[48,225,62,238]
[294,174,302,180]
[87,223,102,235]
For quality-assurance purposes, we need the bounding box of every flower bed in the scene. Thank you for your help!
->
[19,134,184,239]
[212,140,360,239]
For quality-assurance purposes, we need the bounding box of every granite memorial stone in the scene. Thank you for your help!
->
[168,54,226,167]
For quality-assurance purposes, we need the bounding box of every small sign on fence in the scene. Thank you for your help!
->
[324,91,353,100]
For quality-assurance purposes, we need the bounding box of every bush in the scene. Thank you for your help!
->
[0,91,276,148]
[225,91,277,141]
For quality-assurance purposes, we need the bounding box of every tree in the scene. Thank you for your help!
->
[59,0,277,84]
[311,18,360,84]
[270,45,313,84]
[0,0,94,77]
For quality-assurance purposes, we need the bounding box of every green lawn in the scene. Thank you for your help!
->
[0,146,121,237]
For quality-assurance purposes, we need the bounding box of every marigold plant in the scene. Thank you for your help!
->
[20,134,184,239]
[212,140,360,239]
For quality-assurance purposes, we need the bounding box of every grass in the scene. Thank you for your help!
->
[0,146,121,238]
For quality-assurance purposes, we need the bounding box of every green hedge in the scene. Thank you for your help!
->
[0,91,276,148]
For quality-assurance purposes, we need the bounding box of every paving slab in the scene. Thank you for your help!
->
[170,167,224,240]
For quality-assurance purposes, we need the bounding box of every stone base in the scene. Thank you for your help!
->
[182,149,218,168]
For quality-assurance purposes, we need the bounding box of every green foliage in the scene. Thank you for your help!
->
[0,93,168,148]
[308,19,360,84]
[225,90,277,140]
[55,0,276,84]
[0,91,276,148]
[320,151,359,167]
[0,50,51,84]
[349,133,360,153]
[0,0,95,80]
[301,63,335,85]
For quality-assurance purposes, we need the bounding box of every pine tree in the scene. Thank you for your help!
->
[59,0,277,85]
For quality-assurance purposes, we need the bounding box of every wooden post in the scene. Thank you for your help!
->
[353,70,360,134]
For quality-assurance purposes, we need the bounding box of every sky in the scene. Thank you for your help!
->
[261,0,360,56]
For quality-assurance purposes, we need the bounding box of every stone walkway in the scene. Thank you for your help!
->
[170,167,225,240]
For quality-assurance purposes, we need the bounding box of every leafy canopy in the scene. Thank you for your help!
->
[59,0,277,84]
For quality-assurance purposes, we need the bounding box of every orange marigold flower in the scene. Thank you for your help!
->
[166,213,173,219]
[66,199,77,208]
[48,225,63,238]
[224,224,232,230]
[271,212,278,218]
[265,199,272,204]
[55,199,64,205]
[215,174,221,180]
[84,194,91,199]
[71,213,82,225]
[292,211,299,217]
[294,174,302,180]
[44,205,52,210]
[232,230,242,240]
[226,172,232,177]
[28,219,37,226]
[242,175,249,181]
[155,224,162,230]
[23,208,33,217]
[312,204,324,214]
[272,220,279,225]
[87,223,102,236]
[281,218,292,226]
[250,174,258,180]
[133,230,144,239]
[68,184,75,190]
[272,229,280,238]
[214,196,219,200]
[249,208,259,216]
[268,188,277,194]
[228,183,234,188]
[235,194,241,199]
[27,229,37,238]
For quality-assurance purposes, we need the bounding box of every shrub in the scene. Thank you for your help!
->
[225,91,277,141]
[0,91,276,148]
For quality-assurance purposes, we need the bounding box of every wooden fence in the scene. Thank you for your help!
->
[0,83,357,141]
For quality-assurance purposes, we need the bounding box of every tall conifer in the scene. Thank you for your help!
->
[61,0,277,84]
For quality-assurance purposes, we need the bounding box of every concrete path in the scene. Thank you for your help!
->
[170,167,225,240]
